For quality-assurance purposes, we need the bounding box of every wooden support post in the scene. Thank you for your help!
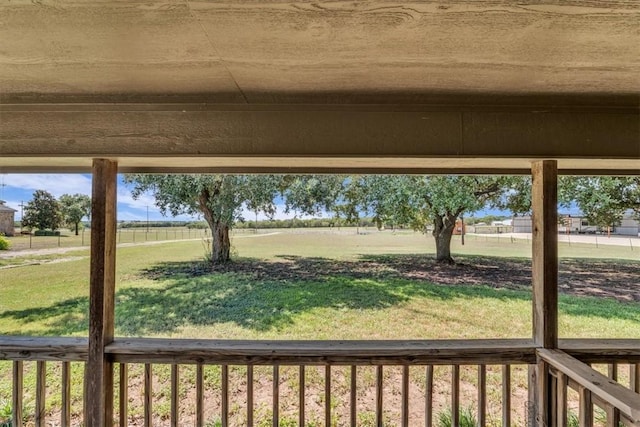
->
[532,160,558,427]
[86,158,118,427]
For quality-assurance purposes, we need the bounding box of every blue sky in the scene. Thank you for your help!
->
[0,174,302,222]
[0,173,524,222]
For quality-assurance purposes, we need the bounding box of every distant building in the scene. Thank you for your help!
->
[512,213,640,236]
[0,200,17,236]
[616,213,640,236]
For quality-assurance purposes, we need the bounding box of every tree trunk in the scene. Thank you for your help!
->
[210,221,231,264]
[433,213,456,263]
[75,222,79,236]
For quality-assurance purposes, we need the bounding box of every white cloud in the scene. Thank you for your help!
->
[4,174,92,197]
[117,188,157,211]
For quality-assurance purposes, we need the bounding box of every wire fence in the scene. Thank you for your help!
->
[5,227,209,251]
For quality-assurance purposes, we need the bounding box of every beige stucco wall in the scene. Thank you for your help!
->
[0,211,15,236]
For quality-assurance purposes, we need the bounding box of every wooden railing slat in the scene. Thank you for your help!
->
[196,364,203,427]
[35,360,46,427]
[350,365,357,427]
[425,365,433,427]
[12,360,23,427]
[119,363,128,427]
[298,366,305,427]
[144,363,152,427]
[579,386,594,427]
[325,365,332,427]
[248,365,254,427]
[402,365,409,427]
[171,364,179,427]
[607,363,620,427]
[62,361,71,427]
[478,365,486,427]
[273,365,279,427]
[451,365,460,427]
[221,364,229,427]
[557,373,568,427]
[502,365,511,427]
[376,365,383,426]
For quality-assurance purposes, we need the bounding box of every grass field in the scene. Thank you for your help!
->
[1,228,638,339]
[0,229,638,426]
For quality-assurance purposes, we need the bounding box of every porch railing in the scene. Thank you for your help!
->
[1,337,639,427]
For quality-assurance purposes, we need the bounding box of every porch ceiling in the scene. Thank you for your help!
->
[0,0,638,172]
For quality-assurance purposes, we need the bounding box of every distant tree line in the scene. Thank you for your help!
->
[234,217,380,230]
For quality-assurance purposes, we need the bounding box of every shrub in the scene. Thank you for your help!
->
[33,230,60,236]
[0,235,10,250]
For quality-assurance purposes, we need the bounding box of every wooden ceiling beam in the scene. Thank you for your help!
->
[0,104,638,174]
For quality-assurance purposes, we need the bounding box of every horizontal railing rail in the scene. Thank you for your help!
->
[538,348,640,427]
[3,337,640,364]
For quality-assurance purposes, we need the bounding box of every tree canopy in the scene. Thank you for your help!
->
[59,193,91,235]
[22,190,62,231]
[123,174,282,264]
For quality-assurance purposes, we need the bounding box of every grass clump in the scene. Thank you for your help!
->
[437,407,477,427]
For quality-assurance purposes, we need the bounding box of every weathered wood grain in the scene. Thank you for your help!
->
[0,105,637,174]
[86,158,117,427]
[539,349,640,424]
[12,361,23,427]
[580,385,594,427]
[0,337,88,361]
[425,365,434,427]
[376,366,383,426]
[452,365,460,427]
[402,365,409,427]
[62,362,71,427]
[532,160,558,349]
[1,337,637,364]
[196,364,204,427]
[477,365,486,427]
[119,363,128,427]
[273,365,279,426]
[560,339,640,363]
[144,364,152,427]
[1,2,638,103]
[105,338,538,365]
[35,361,45,427]
[221,364,229,426]
[170,364,179,427]
[557,373,568,427]
[298,366,304,427]
[247,365,254,427]
[350,366,357,427]
[502,365,511,427]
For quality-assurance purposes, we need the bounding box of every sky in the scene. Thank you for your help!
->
[0,174,303,222]
[0,173,531,223]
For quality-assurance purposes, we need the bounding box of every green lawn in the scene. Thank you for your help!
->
[0,229,638,339]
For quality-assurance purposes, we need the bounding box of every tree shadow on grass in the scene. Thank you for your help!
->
[0,254,638,336]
